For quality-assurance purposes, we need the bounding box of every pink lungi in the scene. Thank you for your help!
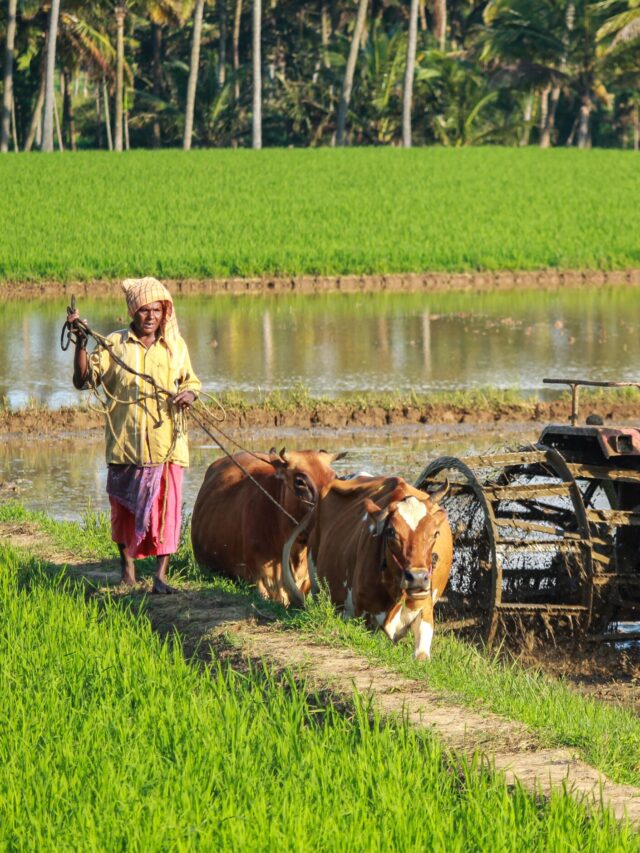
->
[110,463,184,558]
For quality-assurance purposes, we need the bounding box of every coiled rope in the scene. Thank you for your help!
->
[61,310,302,525]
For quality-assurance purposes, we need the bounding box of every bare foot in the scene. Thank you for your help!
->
[152,577,179,595]
[120,573,138,586]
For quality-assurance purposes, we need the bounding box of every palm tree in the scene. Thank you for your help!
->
[149,0,189,146]
[42,0,62,151]
[183,0,205,149]
[252,0,261,148]
[479,0,568,147]
[402,0,419,147]
[1,0,18,152]
[336,0,368,145]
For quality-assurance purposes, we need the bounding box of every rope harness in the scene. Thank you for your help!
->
[61,304,303,527]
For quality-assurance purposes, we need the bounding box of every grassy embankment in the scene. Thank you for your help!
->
[1,148,640,282]
[2,502,639,798]
[3,385,640,432]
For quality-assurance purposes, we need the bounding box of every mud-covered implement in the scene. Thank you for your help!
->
[416,378,640,646]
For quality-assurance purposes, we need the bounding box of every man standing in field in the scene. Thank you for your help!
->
[67,278,201,593]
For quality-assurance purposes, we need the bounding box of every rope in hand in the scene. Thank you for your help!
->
[61,307,302,525]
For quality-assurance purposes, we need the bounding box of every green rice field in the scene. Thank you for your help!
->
[1,148,639,282]
[0,503,639,850]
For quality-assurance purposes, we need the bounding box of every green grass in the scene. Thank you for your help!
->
[3,384,640,418]
[2,501,640,794]
[1,148,640,282]
[292,594,640,788]
[0,541,637,850]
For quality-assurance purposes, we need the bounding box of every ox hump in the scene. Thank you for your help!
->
[396,496,428,531]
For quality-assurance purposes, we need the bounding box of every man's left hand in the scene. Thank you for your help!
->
[172,390,196,410]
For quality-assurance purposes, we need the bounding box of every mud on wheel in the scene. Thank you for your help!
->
[416,448,598,647]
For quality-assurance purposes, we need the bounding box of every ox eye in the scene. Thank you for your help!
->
[433,530,441,539]
[295,475,311,492]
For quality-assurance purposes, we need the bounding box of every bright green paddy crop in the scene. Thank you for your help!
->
[0,542,637,851]
[1,148,639,282]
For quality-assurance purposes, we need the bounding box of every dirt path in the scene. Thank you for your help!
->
[5,268,640,300]
[2,520,639,825]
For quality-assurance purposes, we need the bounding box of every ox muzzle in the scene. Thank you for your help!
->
[401,568,431,599]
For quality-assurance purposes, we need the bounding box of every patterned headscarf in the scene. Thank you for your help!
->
[121,277,180,347]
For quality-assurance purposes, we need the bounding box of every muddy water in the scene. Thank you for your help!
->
[2,288,639,408]
[0,423,537,521]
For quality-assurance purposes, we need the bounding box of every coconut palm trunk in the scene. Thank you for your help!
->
[152,23,163,147]
[336,0,368,146]
[402,0,419,148]
[41,0,62,152]
[114,2,126,151]
[62,66,77,150]
[183,0,205,151]
[576,94,592,148]
[233,0,242,100]
[252,0,262,148]
[1,0,18,152]
[433,0,446,50]
[218,0,227,88]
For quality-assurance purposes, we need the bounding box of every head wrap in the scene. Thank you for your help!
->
[121,277,180,347]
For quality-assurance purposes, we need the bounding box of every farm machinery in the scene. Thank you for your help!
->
[416,378,640,646]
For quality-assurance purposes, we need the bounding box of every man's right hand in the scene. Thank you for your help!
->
[69,311,90,387]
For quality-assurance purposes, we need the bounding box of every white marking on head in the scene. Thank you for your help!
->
[412,616,433,660]
[396,496,427,531]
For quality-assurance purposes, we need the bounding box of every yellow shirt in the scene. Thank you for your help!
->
[85,327,201,467]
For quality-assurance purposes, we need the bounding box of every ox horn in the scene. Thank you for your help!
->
[428,478,450,506]
[269,447,286,468]
[281,511,313,608]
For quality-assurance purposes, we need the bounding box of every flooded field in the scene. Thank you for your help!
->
[2,287,639,408]
[0,423,536,521]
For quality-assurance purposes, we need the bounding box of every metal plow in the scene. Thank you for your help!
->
[416,398,640,648]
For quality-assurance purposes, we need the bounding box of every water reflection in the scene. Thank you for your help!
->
[0,288,638,408]
[0,424,537,522]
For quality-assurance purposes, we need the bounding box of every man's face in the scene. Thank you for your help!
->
[133,301,164,338]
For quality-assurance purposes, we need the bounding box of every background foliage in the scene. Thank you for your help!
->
[1,0,639,150]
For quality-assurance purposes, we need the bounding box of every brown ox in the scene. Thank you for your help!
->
[285,475,452,659]
[191,448,344,604]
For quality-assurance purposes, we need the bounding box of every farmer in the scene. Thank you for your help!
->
[68,277,201,593]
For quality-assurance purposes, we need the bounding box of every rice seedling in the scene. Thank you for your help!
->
[2,503,640,793]
[0,542,636,850]
[1,149,639,282]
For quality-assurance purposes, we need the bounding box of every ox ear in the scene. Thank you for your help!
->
[427,478,450,507]
[364,498,389,537]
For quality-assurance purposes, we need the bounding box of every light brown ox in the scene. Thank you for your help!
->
[191,448,345,604]
[283,475,452,659]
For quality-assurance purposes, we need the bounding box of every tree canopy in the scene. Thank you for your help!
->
[1,0,639,150]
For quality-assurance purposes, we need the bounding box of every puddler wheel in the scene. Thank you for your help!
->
[416,447,594,646]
